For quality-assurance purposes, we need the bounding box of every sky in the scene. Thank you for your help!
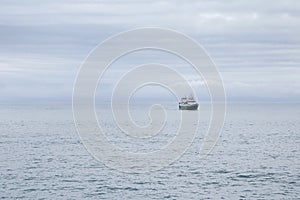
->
[0,0,299,102]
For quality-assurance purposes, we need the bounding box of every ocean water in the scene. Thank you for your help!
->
[0,103,299,199]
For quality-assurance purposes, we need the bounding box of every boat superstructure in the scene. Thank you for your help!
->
[179,95,199,110]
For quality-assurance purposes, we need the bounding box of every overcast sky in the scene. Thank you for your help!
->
[0,0,299,102]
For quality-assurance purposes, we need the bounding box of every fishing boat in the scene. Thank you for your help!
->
[179,95,199,110]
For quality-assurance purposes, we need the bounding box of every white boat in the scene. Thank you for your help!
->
[179,95,199,110]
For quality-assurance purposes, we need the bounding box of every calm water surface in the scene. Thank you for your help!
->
[0,103,299,199]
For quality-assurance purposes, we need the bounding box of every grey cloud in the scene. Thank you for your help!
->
[0,0,299,102]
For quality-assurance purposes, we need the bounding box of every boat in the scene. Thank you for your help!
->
[179,95,199,110]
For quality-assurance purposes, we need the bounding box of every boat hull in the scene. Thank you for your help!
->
[179,104,199,110]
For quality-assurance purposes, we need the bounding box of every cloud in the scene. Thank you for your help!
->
[0,0,299,102]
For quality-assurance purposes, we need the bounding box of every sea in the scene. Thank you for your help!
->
[0,102,299,199]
